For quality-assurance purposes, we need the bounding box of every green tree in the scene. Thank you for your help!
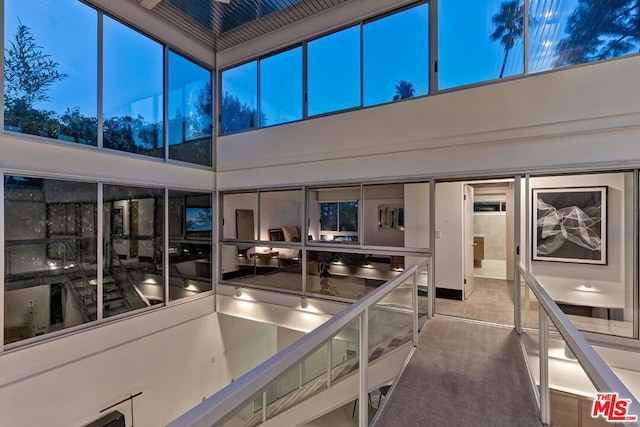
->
[393,80,416,101]
[220,91,266,134]
[4,20,67,108]
[555,0,640,67]
[59,107,98,145]
[491,1,525,78]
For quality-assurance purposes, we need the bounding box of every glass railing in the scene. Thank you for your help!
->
[518,264,640,426]
[220,243,303,293]
[168,258,430,427]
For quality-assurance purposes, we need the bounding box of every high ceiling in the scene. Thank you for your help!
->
[143,0,352,52]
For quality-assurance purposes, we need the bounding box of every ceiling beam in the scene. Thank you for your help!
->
[139,0,163,10]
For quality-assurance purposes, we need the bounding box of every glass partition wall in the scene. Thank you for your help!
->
[3,175,213,346]
[220,183,431,303]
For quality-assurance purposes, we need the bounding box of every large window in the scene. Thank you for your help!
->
[220,61,258,134]
[168,190,212,300]
[316,200,359,243]
[4,176,98,344]
[363,4,429,106]
[438,0,524,89]
[3,0,98,144]
[307,26,361,116]
[168,51,213,166]
[320,202,359,234]
[103,16,164,158]
[103,184,165,317]
[259,47,303,126]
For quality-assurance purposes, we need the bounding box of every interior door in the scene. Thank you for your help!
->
[464,184,475,299]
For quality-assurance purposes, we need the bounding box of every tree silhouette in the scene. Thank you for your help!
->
[4,20,67,108]
[393,81,416,101]
[555,0,640,67]
[491,1,525,78]
[220,91,266,134]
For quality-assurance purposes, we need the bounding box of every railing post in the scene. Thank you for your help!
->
[262,391,267,424]
[514,175,522,335]
[413,270,418,345]
[326,339,333,388]
[359,310,369,427]
[539,306,550,426]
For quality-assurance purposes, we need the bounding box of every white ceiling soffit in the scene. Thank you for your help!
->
[144,0,352,52]
[139,0,163,9]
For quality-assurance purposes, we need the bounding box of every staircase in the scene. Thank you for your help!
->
[55,241,149,321]
[241,328,412,427]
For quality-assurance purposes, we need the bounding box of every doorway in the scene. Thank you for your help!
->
[434,179,515,326]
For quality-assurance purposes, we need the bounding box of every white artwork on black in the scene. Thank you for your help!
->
[532,186,607,265]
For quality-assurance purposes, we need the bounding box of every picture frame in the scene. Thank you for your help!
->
[532,186,607,265]
[378,204,404,231]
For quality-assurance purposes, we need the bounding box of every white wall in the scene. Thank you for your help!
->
[528,173,631,313]
[0,297,222,427]
[404,183,430,250]
[434,182,464,291]
[217,55,640,190]
[218,314,278,384]
[259,190,302,241]
[474,213,506,260]
[363,198,404,247]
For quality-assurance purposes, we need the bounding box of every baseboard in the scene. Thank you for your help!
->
[436,288,463,301]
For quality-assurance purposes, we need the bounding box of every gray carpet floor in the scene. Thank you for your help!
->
[376,317,542,427]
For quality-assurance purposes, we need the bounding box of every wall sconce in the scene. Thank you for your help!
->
[300,296,308,309]
[234,286,243,298]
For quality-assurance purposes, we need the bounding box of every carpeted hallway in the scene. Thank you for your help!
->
[376,317,542,427]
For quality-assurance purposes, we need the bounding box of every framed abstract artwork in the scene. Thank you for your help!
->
[532,186,607,264]
[378,204,404,230]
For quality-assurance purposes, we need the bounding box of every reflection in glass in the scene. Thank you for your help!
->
[307,251,406,300]
[530,0,640,73]
[320,202,338,232]
[260,47,303,126]
[364,3,429,106]
[168,51,212,166]
[221,61,258,134]
[168,191,212,300]
[103,184,164,317]
[438,0,524,89]
[307,26,361,116]
[3,0,98,144]
[220,244,302,293]
[4,176,97,344]
[103,16,164,157]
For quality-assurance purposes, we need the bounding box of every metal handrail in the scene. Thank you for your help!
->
[518,263,640,408]
[167,259,428,427]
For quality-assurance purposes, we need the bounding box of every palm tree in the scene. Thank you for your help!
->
[393,80,415,101]
[491,0,525,78]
